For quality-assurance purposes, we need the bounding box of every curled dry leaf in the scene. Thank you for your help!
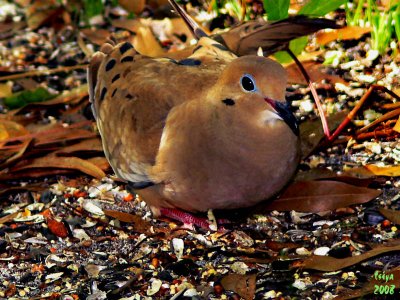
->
[10,156,106,179]
[295,168,374,187]
[0,168,74,181]
[363,164,400,177]
[54,138,103,155]
[0,120,28,146]
[134,26,165,57]
[87,157,110,172]
[47,218,69,238]
[118,0,145,14]
[316,26,372,45]
[262,181,381,213]
[80,28,111,45]
[294,244,400,272]
[0,138,32,169]
[220,274,257,300]
[103,209,151,233]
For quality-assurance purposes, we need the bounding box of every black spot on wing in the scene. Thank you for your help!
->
[178,58,201,66]
[211,43,229,51]
[192,45,203,53]
[222,98,235,106]
[111,74,120,83]
[127,181,155,190]
[121,56,134,63]
[111,88,117,97]
[105,59,116,71]
[120,42,133,54]
[100,87,107,102]
[168,58,179,64]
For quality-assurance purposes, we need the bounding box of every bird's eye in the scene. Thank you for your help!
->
[240,74,257,92]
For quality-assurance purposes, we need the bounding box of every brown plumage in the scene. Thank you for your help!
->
[88,36,300,217]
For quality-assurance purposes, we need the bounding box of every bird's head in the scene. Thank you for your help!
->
[208,55,299,136]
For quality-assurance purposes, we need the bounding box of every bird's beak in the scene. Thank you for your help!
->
[264,97,299,136]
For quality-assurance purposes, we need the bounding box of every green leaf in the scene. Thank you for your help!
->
[299,0,346,17]
[4,87,56,109]
[263,0,289,20]
[274,36,308,63]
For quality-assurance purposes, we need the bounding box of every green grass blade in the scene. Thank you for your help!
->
[263,0,289,20]
[299,0,347,17]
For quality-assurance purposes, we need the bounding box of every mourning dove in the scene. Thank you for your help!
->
[88,36,299,225]
[88,1,346,226]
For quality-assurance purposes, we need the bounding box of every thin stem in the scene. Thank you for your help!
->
[286,48,331,138]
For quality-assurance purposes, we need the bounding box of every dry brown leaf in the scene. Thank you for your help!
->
[220,274,257,300]
[134,26,165,57]
[0,138,32,169]
[118,0,145,14]
[77,33,94,58]
[0,64,87,83]
[103,209,151,232]
[35,128,97,146]
[379,208,400,225]
[0,20,26,36]
[112,19,142,32]
[26,4,66,30]
[295,168,374,187]
[11,156,105,179]
[0,169,74,181]
[54,138,103,155]
[316,26,372,45]
[364,164,400,177]
[262,180,380,213]
[0,120,28,146]
[80,28,111,45]
[0,121,95,151]
[47,217,69,238]
[87,157,110,172]
[286,60,348,85]
[0,184,47,197]
[265,240,300,252]
[295,244,400,271]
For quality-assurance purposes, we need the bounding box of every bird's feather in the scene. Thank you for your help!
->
[90,38,236,186]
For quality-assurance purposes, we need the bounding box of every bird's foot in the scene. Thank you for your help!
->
[159,208,227,231]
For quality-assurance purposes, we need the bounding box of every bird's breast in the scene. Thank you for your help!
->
[150,107,300,212]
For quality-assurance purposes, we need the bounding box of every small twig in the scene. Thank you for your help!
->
[356,128,397,140]
[357,108,400,134]
[286,48,331,138]
[329,84,400,142]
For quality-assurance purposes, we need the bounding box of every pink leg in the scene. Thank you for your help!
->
[160,207,211,229]
[159,208,229,230]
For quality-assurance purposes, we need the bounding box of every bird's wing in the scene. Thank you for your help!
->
[217,16,341,56]
[88,39,231,186]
